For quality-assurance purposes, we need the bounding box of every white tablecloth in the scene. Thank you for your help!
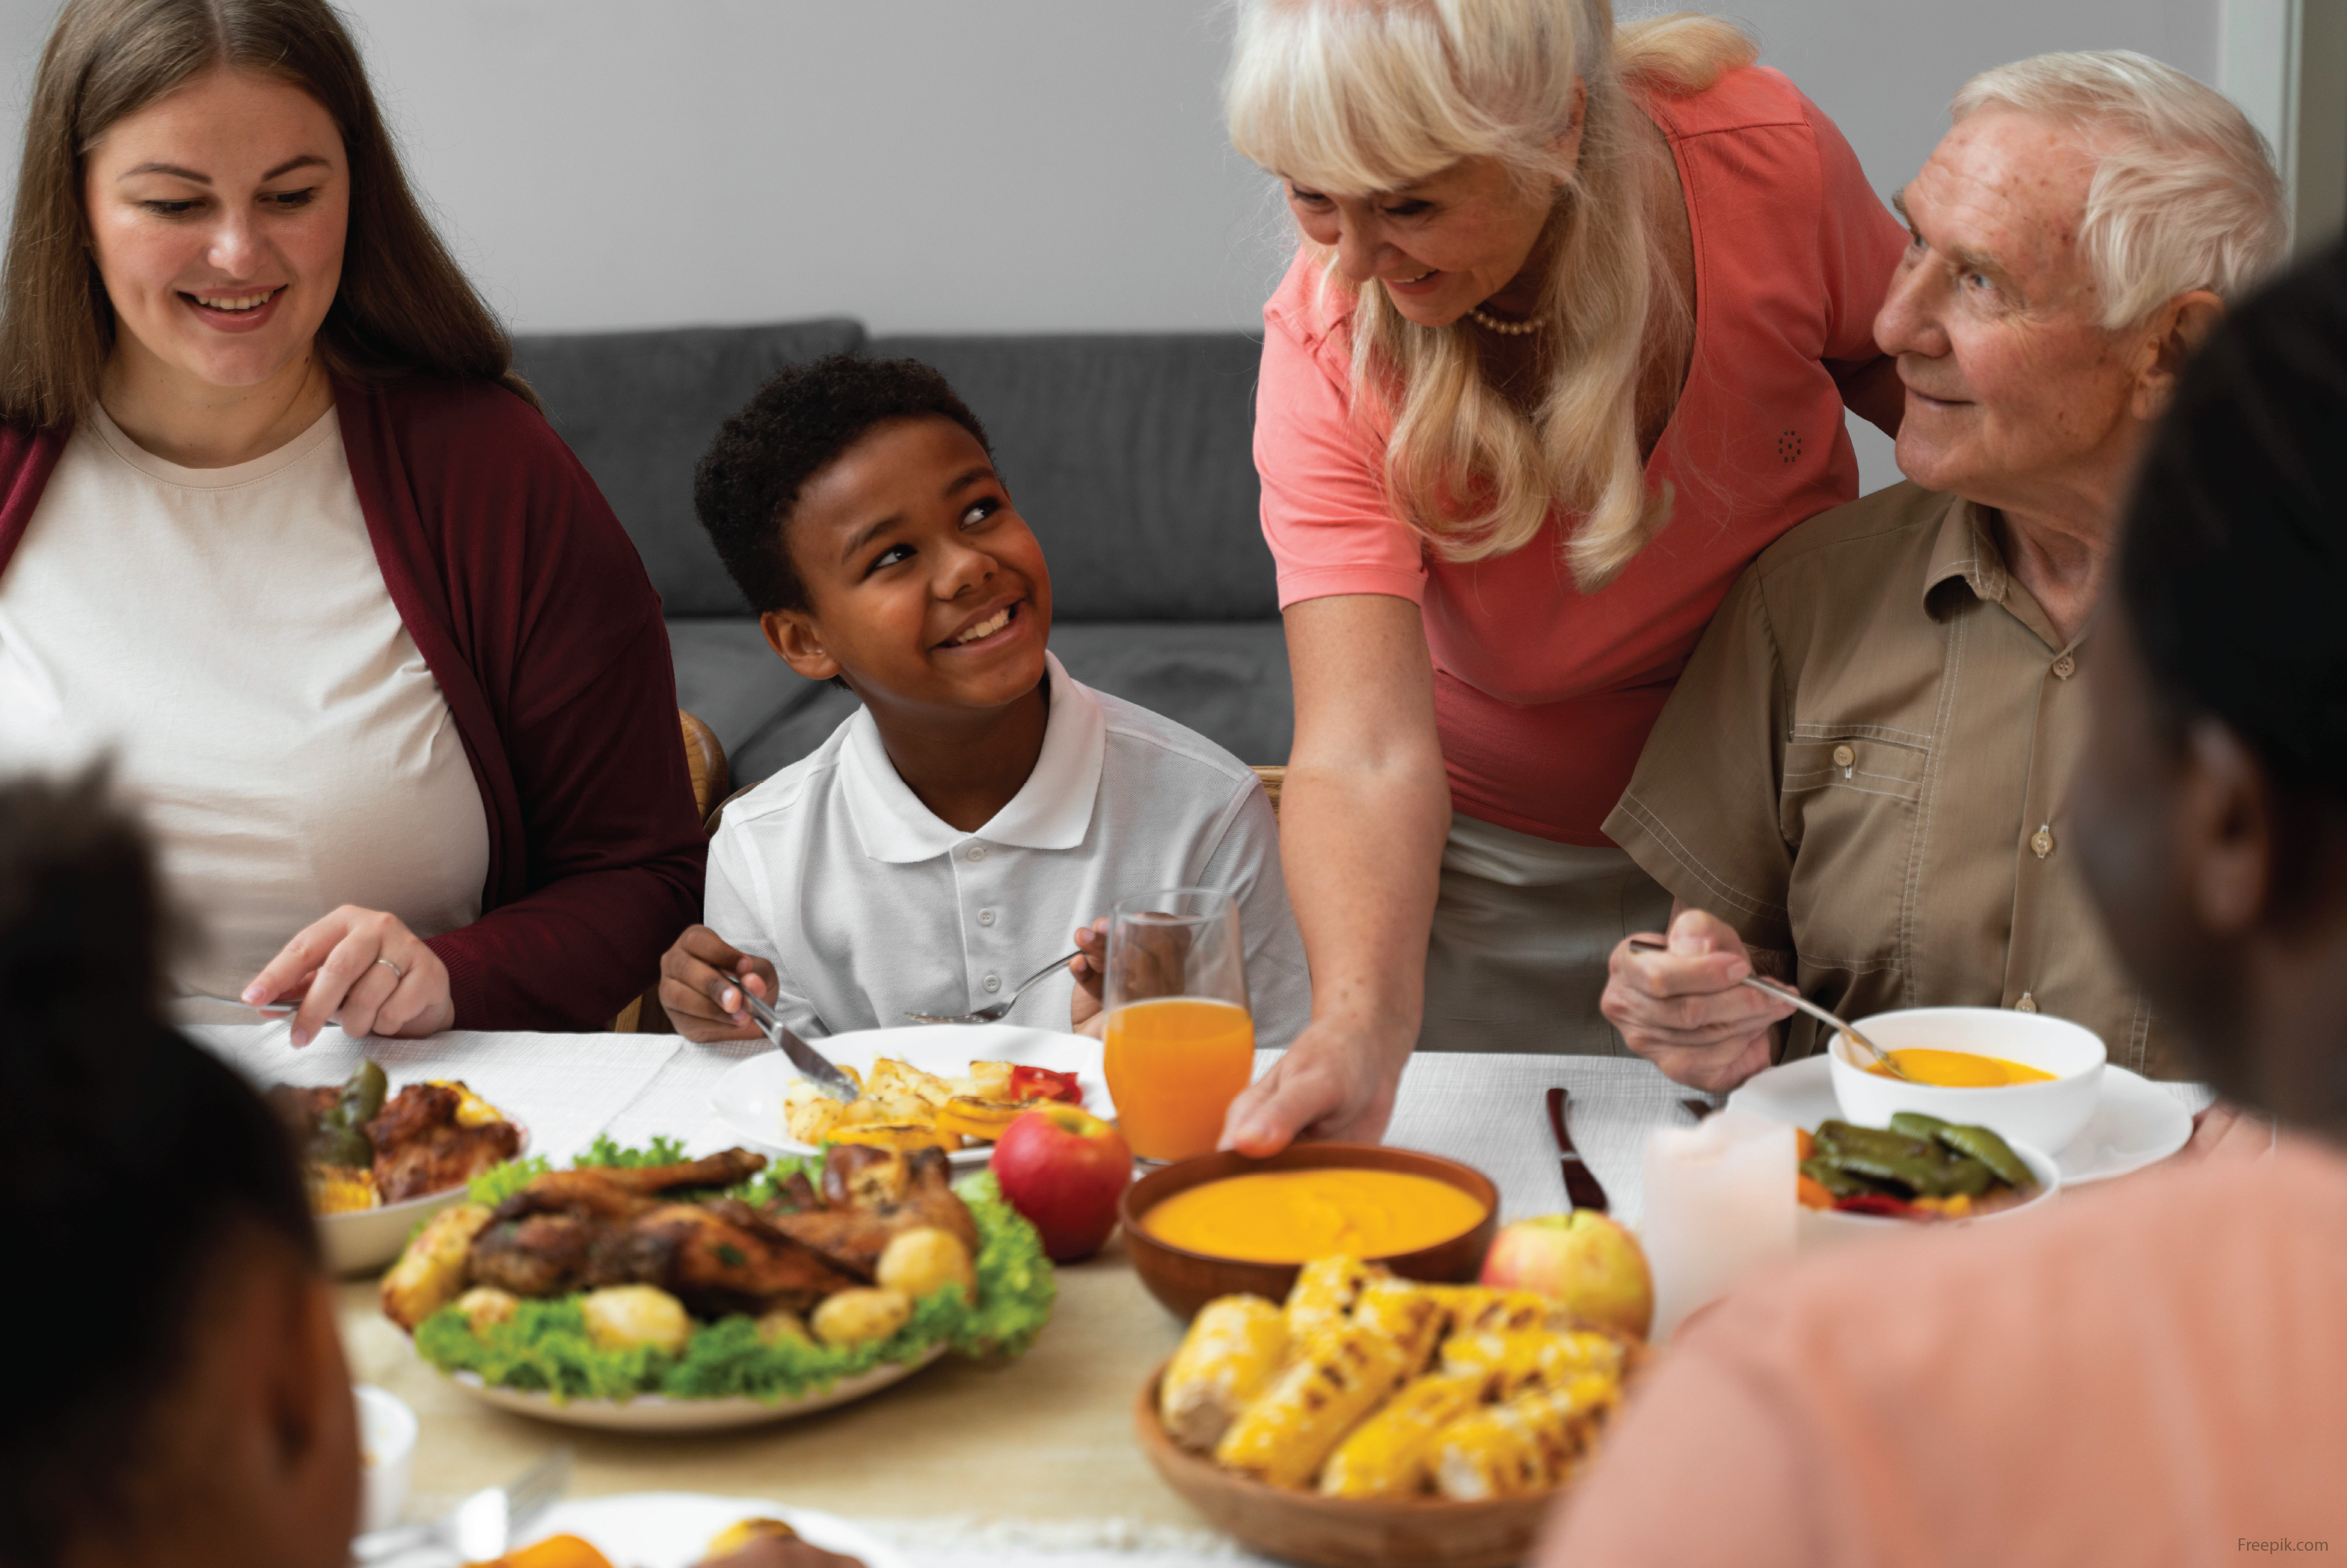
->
[190,1026,2208,1568]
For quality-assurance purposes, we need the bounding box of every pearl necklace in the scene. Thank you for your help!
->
[1465,305,1544,336]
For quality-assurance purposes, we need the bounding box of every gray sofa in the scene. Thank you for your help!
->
[511,320,1294,786]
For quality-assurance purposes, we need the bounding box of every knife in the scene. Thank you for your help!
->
[1545,1086,1611,1212]
[731,984,860,1103]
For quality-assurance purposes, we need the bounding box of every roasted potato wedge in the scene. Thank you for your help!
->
[380,1201,493,1330]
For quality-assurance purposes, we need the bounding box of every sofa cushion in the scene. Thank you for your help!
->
[868,334,1274,622]
[514,319,865,615]
[669,618,1294,787]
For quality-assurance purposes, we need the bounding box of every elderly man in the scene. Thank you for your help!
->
[1543,232,2347,1568]
[1599,50,2286,1088]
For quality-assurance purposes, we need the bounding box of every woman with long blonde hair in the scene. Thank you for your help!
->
[1221,0,1907,1150]
[0,0,704,1037]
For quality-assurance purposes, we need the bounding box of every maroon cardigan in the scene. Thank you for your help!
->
[0,377,707,1030]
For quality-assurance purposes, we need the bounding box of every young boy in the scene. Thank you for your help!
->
[659,354,1310,1048]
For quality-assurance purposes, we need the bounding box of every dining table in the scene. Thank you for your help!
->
[191,1022,2205,1568]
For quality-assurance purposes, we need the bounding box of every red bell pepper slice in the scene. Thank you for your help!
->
[1009,1064,1084,1106]
[1831,1192,1930,1221]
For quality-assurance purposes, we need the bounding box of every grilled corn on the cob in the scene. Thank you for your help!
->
[1430,1285,1566,1337]
[1432,1373,1620,1500]
[1439,1329,1624,1396]
[1215,1321,1412,1489]
[1348,1279,1450,1376]
[1317,1371,1487,1498]
[1283,1255,1376,1347]
[1160,1294,1290,1452]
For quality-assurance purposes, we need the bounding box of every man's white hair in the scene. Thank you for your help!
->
[1952,50,2288,329]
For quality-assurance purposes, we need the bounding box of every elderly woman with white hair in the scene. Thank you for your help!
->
[1218,0,1909,1153]
[1598,50,2288,1096]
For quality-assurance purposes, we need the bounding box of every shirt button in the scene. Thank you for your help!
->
[2031,825,2054,858]
[2015,993,2038,1014]
[977,909,996,928]
[2053,655,2077,680]
[1831,744,1856,769]
[982,973,1002,994]
[965,845,988,862]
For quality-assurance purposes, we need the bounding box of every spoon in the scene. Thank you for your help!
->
[1625,937,1914,1081]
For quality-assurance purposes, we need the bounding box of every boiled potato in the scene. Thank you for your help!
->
[956,1061,1015,1100]
[810,1287,912,1347]
[706,1520,798,1557]
[868,1058,953,1109]
[379,1201,492,1330]
[580,1285,693,1355]
[876,1227,975,1303]
[754,1307,811,1345]
[456,1286,520,1334]
[784,1090,846,1146]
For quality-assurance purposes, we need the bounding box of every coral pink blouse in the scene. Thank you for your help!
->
[1256,65,1909,846]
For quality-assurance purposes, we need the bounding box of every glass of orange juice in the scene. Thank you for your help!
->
[1101,887,1254,1162]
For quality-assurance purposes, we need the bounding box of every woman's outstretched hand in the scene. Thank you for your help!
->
[243,906,454,1047]
[1218,1017,1402,1156]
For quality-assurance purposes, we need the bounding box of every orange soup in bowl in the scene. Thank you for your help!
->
[1865,1048,2058,1087]
[1141,1168,1490,1263]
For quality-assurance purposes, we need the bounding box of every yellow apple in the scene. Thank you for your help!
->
[1480,1210,1654,1341]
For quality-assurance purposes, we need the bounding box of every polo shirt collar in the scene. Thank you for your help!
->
[840,652,1104,864]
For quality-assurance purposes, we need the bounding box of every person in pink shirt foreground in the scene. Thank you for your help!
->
[1540,240,2347,1567]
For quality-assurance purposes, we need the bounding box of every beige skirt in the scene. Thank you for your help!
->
[1416,814,1673,1055]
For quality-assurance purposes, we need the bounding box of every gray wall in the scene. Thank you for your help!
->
[0,0,2228,486]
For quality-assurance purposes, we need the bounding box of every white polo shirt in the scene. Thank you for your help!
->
[704,653,1311,1045]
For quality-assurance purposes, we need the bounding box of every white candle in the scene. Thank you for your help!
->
[1640,1108,1797,1341]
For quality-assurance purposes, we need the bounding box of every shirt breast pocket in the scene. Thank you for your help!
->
[1778,728,1929,969]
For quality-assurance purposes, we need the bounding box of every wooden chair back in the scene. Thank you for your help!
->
[1251,765,1285,821]
[682,710,731,826]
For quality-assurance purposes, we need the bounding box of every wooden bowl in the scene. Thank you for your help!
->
[1135,1365,1562,1568]
[1118,1143,1499,1321]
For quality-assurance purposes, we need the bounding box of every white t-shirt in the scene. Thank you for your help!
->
[705,653,1312,1045]
[0,405,490,1001]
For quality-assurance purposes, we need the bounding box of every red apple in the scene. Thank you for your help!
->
[989,1105,1134,1262]
[1481,1210,1655,1341]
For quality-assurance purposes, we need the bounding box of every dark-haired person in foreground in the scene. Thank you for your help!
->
[0,776,858,1568]
[0,0,703,1039]
[1541,243,2347,1565]
[0,771,361,1568]
[657,355,1309,1043]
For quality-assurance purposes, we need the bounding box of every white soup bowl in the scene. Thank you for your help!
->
[1827,1006,2105,1154]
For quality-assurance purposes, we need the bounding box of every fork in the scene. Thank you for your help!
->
[906,950,1082,1025]
[350,1447,571,1562]
[173,990,298,1015]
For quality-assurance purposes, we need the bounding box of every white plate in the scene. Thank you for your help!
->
[709,1024,1111,1168]
[318,1120,530,1277]
[1729,1056,2193,1183]
[518,1491,906,1568]
[443,1345,946,1432]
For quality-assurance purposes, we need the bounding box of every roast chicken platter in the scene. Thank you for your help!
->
[382,1142,981,1334]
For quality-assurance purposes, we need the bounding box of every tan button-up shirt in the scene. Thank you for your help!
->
[1604,481,2171,1075]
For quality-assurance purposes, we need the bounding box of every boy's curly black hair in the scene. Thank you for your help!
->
[693,352,993,615]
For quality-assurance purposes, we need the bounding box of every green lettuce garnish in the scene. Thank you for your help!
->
[420,1142,1055,1403]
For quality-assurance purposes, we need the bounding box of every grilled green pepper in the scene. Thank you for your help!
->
[1937,1122,2035,1190]
[1800,1156,1881,1199]
[337,1059,388,1129]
